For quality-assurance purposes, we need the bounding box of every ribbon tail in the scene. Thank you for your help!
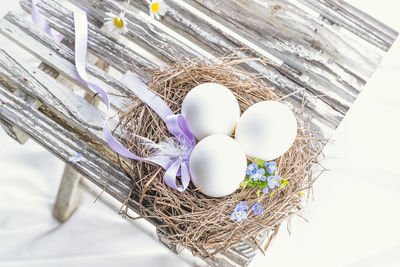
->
[73,11,163,167]
[72,12,193,191]
[180,161,191,190]
[32,0,64,42]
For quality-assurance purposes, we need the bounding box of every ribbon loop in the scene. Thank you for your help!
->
[165,114,196,150]
[32,0,64,42]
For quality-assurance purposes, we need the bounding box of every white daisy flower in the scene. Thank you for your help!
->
[149,0,168,20]
[104,12,128,35]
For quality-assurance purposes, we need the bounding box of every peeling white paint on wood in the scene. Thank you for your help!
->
[0,0,397,266]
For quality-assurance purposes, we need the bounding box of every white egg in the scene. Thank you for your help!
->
[181,83,240,140]
[235,101,297,161]
[189,135,247,198]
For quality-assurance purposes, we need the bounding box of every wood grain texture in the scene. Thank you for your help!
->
[125,0,346,127]
[245,0,382,79]
[0,48,105,140]
[298,0,398,51]
[0,12,139,110]
[1,0,396,265]
[28,0,345,133]
[0,84,136,215]
[0,81,251,266]
[52,0,204,63]
[0,12,258,266]
[20,0,158,78]
[184,0,363,111]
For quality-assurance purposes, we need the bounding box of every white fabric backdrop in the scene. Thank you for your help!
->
[1,1,399,266]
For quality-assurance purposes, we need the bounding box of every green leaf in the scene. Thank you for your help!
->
[278,178,289,190]
[270,191,275,197]
[240,181,247,189]
[256,189,260,197]
[248,179,255,186]
[254,158,265,168]
[299,192,305,196]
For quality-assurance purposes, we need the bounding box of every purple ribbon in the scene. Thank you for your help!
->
[31,0,64,42]
[72,11,195,191]
[31,1,195,191]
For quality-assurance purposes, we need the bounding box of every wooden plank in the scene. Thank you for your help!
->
[0,3,347,266]
[24,0,204,64]
[0,12,137,110]
[0,81,160,234]
[2,6,338,134]
[0,84,136,214]
[132,0,381,80]
[0,48,105,141]
[17,2,346,136]
[68,0,224,59]
[0,79,244,266]
[0,15,258,266]
[0,12,267,264]
[5,0,384,265]
[244,0,383,79]
[20,0,159,77]
[20,0,343,134]
[2,0,394,265]
[0,86,41,144]
[173,0,365,111]
[297,0,398,51]
[105,0,353,120]
[40,0,344,131]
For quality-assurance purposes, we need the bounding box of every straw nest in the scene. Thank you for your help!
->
[117,57,325,258]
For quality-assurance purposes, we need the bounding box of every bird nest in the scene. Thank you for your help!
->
[117,56,325,258]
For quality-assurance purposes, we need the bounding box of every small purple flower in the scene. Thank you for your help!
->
[267,175,282,189]
[246,163,258,175]
[262,187,269,194]
[264,161,277,175]
[251,203,263,215]
[250,168,266,182]
[231,210,248,222]
[235,201,248,212]
[69,153,84,164]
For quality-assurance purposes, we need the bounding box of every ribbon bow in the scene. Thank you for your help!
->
[120,73,196,191]
[71,11,196,191]
[31,0,64,42]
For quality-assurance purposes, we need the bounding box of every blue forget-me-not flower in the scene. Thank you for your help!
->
[262,187,269,194]
[251,168,266,182]
[231,210,248,222]
[231,201,249,222]
[251,203,263,215]
[246,163,258,176]
[235,201,249,212]
[267,175,282,189]
[264,161,277,175]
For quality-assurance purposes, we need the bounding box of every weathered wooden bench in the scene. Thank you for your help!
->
[0,0,397,266]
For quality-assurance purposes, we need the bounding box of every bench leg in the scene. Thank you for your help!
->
[52,165,83,222]
[0,118,30,144]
